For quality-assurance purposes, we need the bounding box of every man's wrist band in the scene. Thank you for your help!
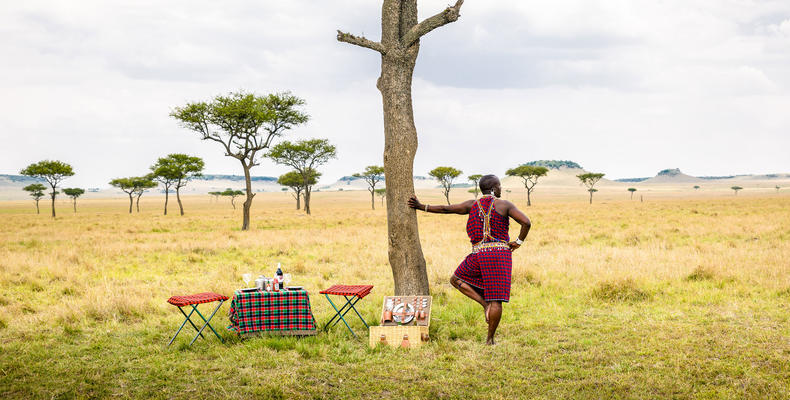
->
[424,204,428,212]
[515,238,524,245]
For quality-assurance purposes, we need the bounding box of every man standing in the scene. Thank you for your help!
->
[408,174,531,345]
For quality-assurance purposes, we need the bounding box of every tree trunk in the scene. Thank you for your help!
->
[50,185,56,218]
[630,192,634,200]
[370,188,376,210]
[241,162,254,230]
[304,186,312,215]
[589,191,593,204]
[35,200,40,214]
[176,186,184,216]
[231,197,236,210]
[73,198,77,213]
[379,42,430,296]
[128,193,133,214]
[526,189,532,206]
[136,194,141,212]
[296,189,301,210]
[163,186,169,215]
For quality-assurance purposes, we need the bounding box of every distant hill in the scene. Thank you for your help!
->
[0,174,45,184]
[641,168,704,184]
[524,160,583,170]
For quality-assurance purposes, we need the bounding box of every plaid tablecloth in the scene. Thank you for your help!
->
[227,289,317,335]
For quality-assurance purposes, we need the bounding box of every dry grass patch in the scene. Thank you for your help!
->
[592,279,652,302]
[686,265,717,281]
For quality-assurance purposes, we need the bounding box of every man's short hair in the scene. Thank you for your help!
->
[479,174,499,193]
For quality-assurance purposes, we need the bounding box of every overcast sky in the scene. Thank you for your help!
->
[2,0,789,187]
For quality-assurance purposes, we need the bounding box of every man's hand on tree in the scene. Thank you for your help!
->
[408,196,423,210]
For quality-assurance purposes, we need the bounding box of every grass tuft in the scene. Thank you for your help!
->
[592,279,651,302]
[686,265,717,281]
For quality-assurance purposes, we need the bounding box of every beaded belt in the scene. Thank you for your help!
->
[471,241,510,253]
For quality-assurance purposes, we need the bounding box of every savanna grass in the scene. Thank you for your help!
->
[1,191,789,399]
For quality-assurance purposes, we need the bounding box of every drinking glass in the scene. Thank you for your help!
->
[283,273,292,287]
[242,273,253,288]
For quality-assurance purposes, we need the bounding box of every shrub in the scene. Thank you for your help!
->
[592,279,651,302]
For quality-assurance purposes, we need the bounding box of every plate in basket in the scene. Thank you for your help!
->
[286,286,303,291]
[240,287,259,293]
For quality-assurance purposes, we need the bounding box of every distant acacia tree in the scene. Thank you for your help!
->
[23,183,46,214]
[776,185,780,193]
[429,166,462,205]
[268,139,337,215]
[628,187,637,200]
[506,165,549,206]
[209,191,222,203]
[731,186,742,195]
[577,173,605,204]
[693,185,700,191]
[133,176,157,213]
[353,165,385,210]
[62,188,85,213]
[220,188,245,210]
[150,154,204,216]
[150,161,177,215]
[375,188,386,206]
[110,177,141,214]
[171,91,309,230]
[467,174,482,198]
[278,170,318,210]
[20,160,74,218]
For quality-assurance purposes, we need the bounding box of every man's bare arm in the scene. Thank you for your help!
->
[503,200,531,250]
[408,196,474,215]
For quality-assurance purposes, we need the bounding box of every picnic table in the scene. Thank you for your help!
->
[227,289,317,337]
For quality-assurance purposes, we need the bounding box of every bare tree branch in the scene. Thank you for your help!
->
[337,30,386,53]
[401,0,464,47]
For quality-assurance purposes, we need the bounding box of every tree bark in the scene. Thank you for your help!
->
[241,161,254,230]
[370,189,376,210]
[35,200,40,214]
[163,186,169,215]
[50,185,56,218]
[526,189,532,206]
[589,191,593,204]
[176,185,184,216]
[72,198,77,213]
[128,193,133,214]
[231,196,236,210]
[136,194,141,212]
[296,190,301,210]
[304,186,312,215]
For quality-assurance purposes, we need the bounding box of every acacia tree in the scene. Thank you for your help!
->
[110,177,140,214]
[278,170,318,210]
[150,161,177,215]
[133,176,157,213]
[267,139,336,215]
[62,188,85,213]
[150,154,204,216]
[338,0,466,295]
[429,166,462,205]
[20,160,74,218]
[577,173,605,204]
[221,188,245,210]
[353,165,385,210]
[171,91,309,230]
[209,191,222,203]
[775,185,780,193]
[375,188,387,206]
[467,174,482,198]
[22,183,46,214]
[506,165,549,206]
[693,185,700,190]
[628,187,637,200]
[731,186,742,195]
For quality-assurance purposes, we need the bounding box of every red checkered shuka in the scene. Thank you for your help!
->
[454,195,513,302]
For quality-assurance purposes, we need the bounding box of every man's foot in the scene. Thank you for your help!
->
[486,338,496,345]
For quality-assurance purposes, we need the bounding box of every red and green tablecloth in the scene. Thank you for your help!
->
[228,289,317,335]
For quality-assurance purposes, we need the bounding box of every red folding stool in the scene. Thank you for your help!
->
[166,292,229,346]
[320,285,373,338]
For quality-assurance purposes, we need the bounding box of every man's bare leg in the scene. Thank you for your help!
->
[450,275,488,321]
[486,301,502,345]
